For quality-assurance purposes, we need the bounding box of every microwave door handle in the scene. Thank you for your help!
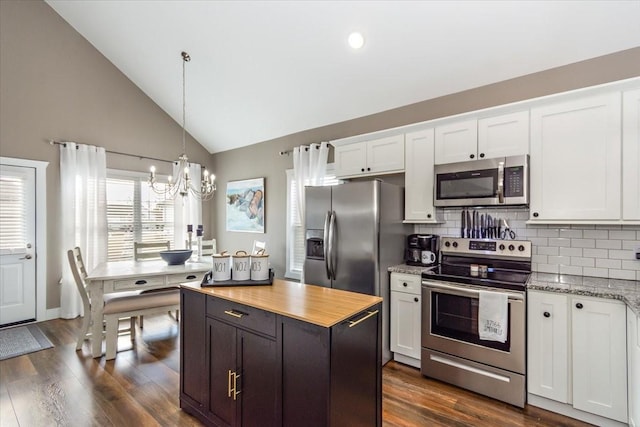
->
[497,161,505,204]
[323,211,331,280]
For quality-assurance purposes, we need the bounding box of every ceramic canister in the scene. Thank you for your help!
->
[250,249,269,281]
[232,250,250,281]
[212,251,231,281]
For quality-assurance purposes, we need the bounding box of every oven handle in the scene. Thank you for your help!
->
[422,281,524,301]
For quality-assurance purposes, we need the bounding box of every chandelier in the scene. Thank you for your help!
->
[148,51,216,201]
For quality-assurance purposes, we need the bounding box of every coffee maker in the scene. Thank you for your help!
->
[405,234,439,267]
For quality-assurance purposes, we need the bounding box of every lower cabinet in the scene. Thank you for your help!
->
[390,272,422,367]
[180,288,382,427]
[528,291,628,424]
[629,306,640,427]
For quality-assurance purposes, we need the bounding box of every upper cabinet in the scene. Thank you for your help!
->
[404,129,440,223]
[333,135,404,179]
[529,92,622,221]
[623,88,640,221]
[434,111,529,164]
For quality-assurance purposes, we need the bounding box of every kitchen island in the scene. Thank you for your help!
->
[180,279,383,427]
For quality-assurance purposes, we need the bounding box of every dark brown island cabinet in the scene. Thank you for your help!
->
[180,281,382,427]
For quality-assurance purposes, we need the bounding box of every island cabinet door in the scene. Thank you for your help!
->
[208,316,279,427]
[180,289,208,412]
[330,304,382,427]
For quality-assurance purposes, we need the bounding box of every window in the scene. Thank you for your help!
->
[285,166,340,280]
[106,170,174,261]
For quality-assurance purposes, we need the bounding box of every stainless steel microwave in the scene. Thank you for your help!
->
[434,154,529,207]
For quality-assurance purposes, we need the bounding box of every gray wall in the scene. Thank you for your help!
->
[212,47,640,280]
[0,0,214,310]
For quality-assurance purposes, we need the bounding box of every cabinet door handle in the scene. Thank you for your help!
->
[232,372,241,401]
[414,297,419,302]
[403,282,408,287]
[135,280,147,285]
[543,311,550,318]
[224,310,244,318]
[469,154,475,159]
[479,153,485,158]
[227,369,233,398]
[186,275,196,280]
[348,310,379,328]
[575,303,583,309]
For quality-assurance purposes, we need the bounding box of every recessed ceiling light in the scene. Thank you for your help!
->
[348,32,365,49]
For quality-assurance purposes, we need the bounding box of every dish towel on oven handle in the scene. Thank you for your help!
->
[478,290,508,342]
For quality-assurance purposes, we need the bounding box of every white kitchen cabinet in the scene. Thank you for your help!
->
[528,291,628,424]
[404,128,440,223]
[628,306,640,427]
[628,307,640,426]
[434,111,528,164]
[390,272,422,368]
[623,89,640,221]
[434,119,477,164]
[527,291,569,403]
[572,296,628,423]
[333,135,404,179]
[529,92,622,221]
[477,111,529,159]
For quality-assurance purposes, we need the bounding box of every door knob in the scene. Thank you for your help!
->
[19,254,32,260]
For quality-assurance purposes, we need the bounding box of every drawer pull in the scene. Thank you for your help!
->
[224,310,244,318]
[348,310,378,328]
[186,275,196,280]
[135,280,147,285]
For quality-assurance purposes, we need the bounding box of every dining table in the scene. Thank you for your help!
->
[85,259,212,358]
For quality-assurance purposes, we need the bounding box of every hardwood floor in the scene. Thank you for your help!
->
[1,317,592,426]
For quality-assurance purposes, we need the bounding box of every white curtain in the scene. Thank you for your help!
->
[60,142,107,319]
[293,141,329,282]
[173,161,203,249]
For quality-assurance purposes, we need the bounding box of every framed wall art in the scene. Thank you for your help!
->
[226,177,265,233]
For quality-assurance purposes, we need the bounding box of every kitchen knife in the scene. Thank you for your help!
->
[466,209,472,239]
[473,210,478,238]
[497,217,502,240]
[461,209,466,238]
[487,215,492,238]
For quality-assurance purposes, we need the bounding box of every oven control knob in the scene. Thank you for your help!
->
[444,241,451,248]
[508,244,515,251]
[452,241,458,248]
[499,244,505,251]
[518,245,525,252]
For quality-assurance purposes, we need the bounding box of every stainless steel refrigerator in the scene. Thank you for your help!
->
[303,180,410,364]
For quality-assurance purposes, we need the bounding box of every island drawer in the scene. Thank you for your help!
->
[206,297,276,337]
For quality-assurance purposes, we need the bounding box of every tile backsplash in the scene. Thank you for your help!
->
[416,208,640,280]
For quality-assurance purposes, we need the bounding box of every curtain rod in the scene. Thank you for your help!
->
[279,144,323,156]
[49,140,179,165]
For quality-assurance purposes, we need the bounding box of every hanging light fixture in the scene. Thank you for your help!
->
[148,51,216,201]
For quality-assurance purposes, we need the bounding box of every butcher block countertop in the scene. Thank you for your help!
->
[183,279,382,328]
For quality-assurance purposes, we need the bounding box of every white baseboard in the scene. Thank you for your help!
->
[45,308,61,320]
[527,393,628,427]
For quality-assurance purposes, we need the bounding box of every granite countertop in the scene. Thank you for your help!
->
[388,264,434,275]
[528,272,640,316]
[388,264,640,316]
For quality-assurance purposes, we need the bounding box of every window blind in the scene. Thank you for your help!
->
[0,175,26,251]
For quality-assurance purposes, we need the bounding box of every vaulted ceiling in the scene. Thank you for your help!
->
[46,1,640,154]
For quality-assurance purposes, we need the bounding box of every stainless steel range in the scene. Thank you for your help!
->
[421,237,531,408]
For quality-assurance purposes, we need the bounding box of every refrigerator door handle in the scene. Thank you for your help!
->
[328,210,337,280]
[323,211,331,280]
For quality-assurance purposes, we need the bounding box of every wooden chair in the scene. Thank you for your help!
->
[133,241,170,260]
[68,247,137,350]
[252,240,266,255]
[68,247,180,360]
[134,240,178,328]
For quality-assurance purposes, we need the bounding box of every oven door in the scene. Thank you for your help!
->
[421,281,525,374]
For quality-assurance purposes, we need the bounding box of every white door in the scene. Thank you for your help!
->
[0,164,37,326]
